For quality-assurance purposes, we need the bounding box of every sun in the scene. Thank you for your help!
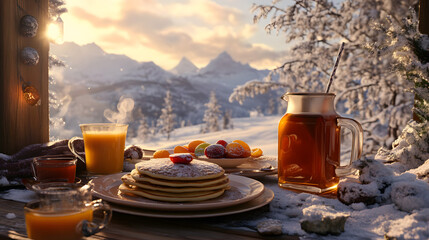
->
[46,17,64,44]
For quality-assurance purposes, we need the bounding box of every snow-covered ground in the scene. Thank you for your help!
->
[130,115,429,239]
[2,115,428,239]
[130,115,428,239]
[129,115,279,156]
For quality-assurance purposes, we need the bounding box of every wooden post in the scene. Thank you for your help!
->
[0,0,49,155]
[413,0,429,122]
[419,0,429,34]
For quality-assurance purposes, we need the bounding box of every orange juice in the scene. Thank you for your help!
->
[25,207,93,240]
[83,131,126,174]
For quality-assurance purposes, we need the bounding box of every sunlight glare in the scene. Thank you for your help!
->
[47,18,64,44]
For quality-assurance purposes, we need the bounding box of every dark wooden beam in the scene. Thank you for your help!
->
[0,0,49,154]
[419,0,429,34]
[413,0,428,122]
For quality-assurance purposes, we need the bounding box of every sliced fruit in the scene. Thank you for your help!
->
[174,145,189,153]
[232,140,251,157]
[251,148,263,158]
[153,149,170,158]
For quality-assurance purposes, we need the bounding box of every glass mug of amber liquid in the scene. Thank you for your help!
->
[25,183,112,240]
[278,93,363,193]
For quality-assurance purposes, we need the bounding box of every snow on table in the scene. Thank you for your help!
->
[0,166,427,239]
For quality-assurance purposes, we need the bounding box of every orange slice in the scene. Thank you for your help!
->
[153,149,170,158]
[232,140,251,157]
[251,148,263,158]
[174,145,189,153]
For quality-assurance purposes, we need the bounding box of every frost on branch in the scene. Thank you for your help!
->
[49,55,65,68]
[368,8,429,122]
[49,0,67,19]
[229,80,287,105]
[48,1,67,140]
[233,0,419,155]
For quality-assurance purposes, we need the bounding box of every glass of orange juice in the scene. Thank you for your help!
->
[69,123,128,175]
[26,182,111,240]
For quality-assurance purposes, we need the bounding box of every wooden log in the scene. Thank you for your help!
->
[0,0,49,155]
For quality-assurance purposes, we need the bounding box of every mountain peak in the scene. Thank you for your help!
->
[170,57,198,75]
[216,51,233,61]
[200,51,252,75]
[80,42,105,55]
[135,61,169,75]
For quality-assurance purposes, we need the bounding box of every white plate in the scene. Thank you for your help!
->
[195,157,251,168]
[109,188,274,218]
[91,173,265,211]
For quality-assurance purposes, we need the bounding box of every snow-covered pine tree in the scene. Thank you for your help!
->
[137,114,151,142]
[150,120,157,136]
[267,98,276,115]
[202,91,222,133]
[229,0,418,155]
[338,9,429,209]
[369,8,429,170]
[48,0,67,140]
[223,110,233,130]
[368,9,429,122]
[157,90,176,140]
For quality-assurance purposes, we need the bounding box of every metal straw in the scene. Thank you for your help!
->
[325,42,345,93]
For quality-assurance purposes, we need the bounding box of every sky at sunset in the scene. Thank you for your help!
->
[60,0,291,70]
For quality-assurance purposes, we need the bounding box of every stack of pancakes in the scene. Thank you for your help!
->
[119,158,230,202]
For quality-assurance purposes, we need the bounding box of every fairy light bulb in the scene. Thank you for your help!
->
[22,83,41,106]
[47,16,64,44]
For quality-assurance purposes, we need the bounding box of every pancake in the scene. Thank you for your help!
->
[119,184,226,202]
[130,169,229,187]
[121,173,230,193]
[135,158,225,181]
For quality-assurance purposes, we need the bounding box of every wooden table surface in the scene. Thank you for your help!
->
[0,193,298,240]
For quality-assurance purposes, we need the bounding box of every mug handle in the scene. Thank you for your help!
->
[81,199,112,237]
[31,159,38,181]
[335,117,363,177]
[68,137,85,164]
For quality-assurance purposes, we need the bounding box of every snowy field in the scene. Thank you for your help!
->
[129,115,279,156]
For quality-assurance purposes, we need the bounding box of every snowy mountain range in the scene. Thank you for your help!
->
[170,57,198,76]
[49,42,278,136]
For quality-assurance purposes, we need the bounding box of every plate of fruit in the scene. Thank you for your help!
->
[152,140,263,168]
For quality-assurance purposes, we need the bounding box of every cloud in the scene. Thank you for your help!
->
[71,7,114,28]
[167,0,246,26]
[118,10,173,34]
[67,0,285,69]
